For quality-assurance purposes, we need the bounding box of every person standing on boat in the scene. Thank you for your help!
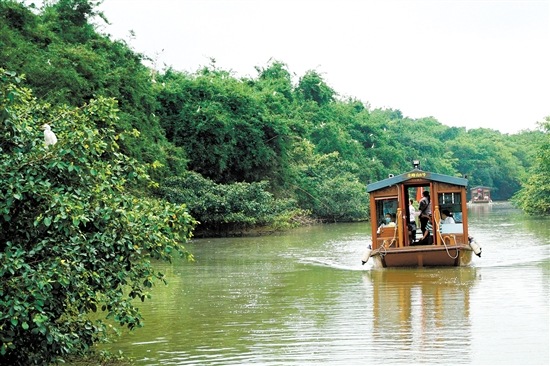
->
[418,190,432,234]
[416,214,433,245]
[409,199,418,241]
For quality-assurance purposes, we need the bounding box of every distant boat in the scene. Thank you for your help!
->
[469,186,493,204]
[362,161,481,268]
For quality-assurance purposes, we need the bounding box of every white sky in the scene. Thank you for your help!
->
[91,1,549,134]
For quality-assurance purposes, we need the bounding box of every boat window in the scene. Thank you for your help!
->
[375,197,398,225]
[438,192,462,223]
[453,211,463,223]
[439,192,461,205]
[440,223,463,234]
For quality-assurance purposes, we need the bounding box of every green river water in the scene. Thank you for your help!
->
[106,202,549,365]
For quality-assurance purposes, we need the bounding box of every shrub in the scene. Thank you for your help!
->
[160,171,303,234]
[0,70,197,365]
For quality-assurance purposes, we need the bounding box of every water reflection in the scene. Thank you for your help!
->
[363,268,478,363]
[467,202,494,214]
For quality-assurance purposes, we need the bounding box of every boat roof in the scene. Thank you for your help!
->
[470,186,491,190]
[367,169,468,193]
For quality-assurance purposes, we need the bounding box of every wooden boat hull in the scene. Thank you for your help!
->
[369,244,473,268]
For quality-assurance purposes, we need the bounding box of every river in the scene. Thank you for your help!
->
[105,202,549,365]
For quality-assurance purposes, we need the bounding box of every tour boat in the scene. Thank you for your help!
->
[361,161,481,268]
[469,186,493,204]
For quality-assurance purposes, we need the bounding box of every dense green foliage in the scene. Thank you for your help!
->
[0,0,187,182]
[1,0,543,224]
[160,171,304,235]
[0,0,548,363]
[156,65,290,184]
[512,117,550,214]
[0,70,196,364]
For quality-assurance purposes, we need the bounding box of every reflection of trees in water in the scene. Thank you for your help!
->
[468,202,494,215]
[363,268,478,362]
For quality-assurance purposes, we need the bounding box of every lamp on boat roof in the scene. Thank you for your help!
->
[412,159,420,170]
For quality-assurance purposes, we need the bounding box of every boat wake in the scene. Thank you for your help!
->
[298,256,374,271]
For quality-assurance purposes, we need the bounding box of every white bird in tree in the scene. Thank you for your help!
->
[43,124,57,145]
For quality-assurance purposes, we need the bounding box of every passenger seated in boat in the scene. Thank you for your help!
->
[441,210,455,224]
[413,215,433,245]
[377,213,396,234]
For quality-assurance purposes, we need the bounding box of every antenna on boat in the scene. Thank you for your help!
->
[412,159,420,170]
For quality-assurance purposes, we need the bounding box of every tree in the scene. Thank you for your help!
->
[296,70,336,106]
[287,139,369,221]
[156,67,289,184]
[448,128,526,199]
[512,117,550,215]
[0,71,197,365]
[255,60,294,102]
[0,0,188,182]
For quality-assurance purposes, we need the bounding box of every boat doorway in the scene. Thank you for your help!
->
[404,184,432,247]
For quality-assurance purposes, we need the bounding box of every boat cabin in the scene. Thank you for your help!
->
[470,186,492,203]
[367,169,469,252]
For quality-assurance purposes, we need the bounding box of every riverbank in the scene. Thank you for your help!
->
[191,214,330,238]
[63,352,133,366]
